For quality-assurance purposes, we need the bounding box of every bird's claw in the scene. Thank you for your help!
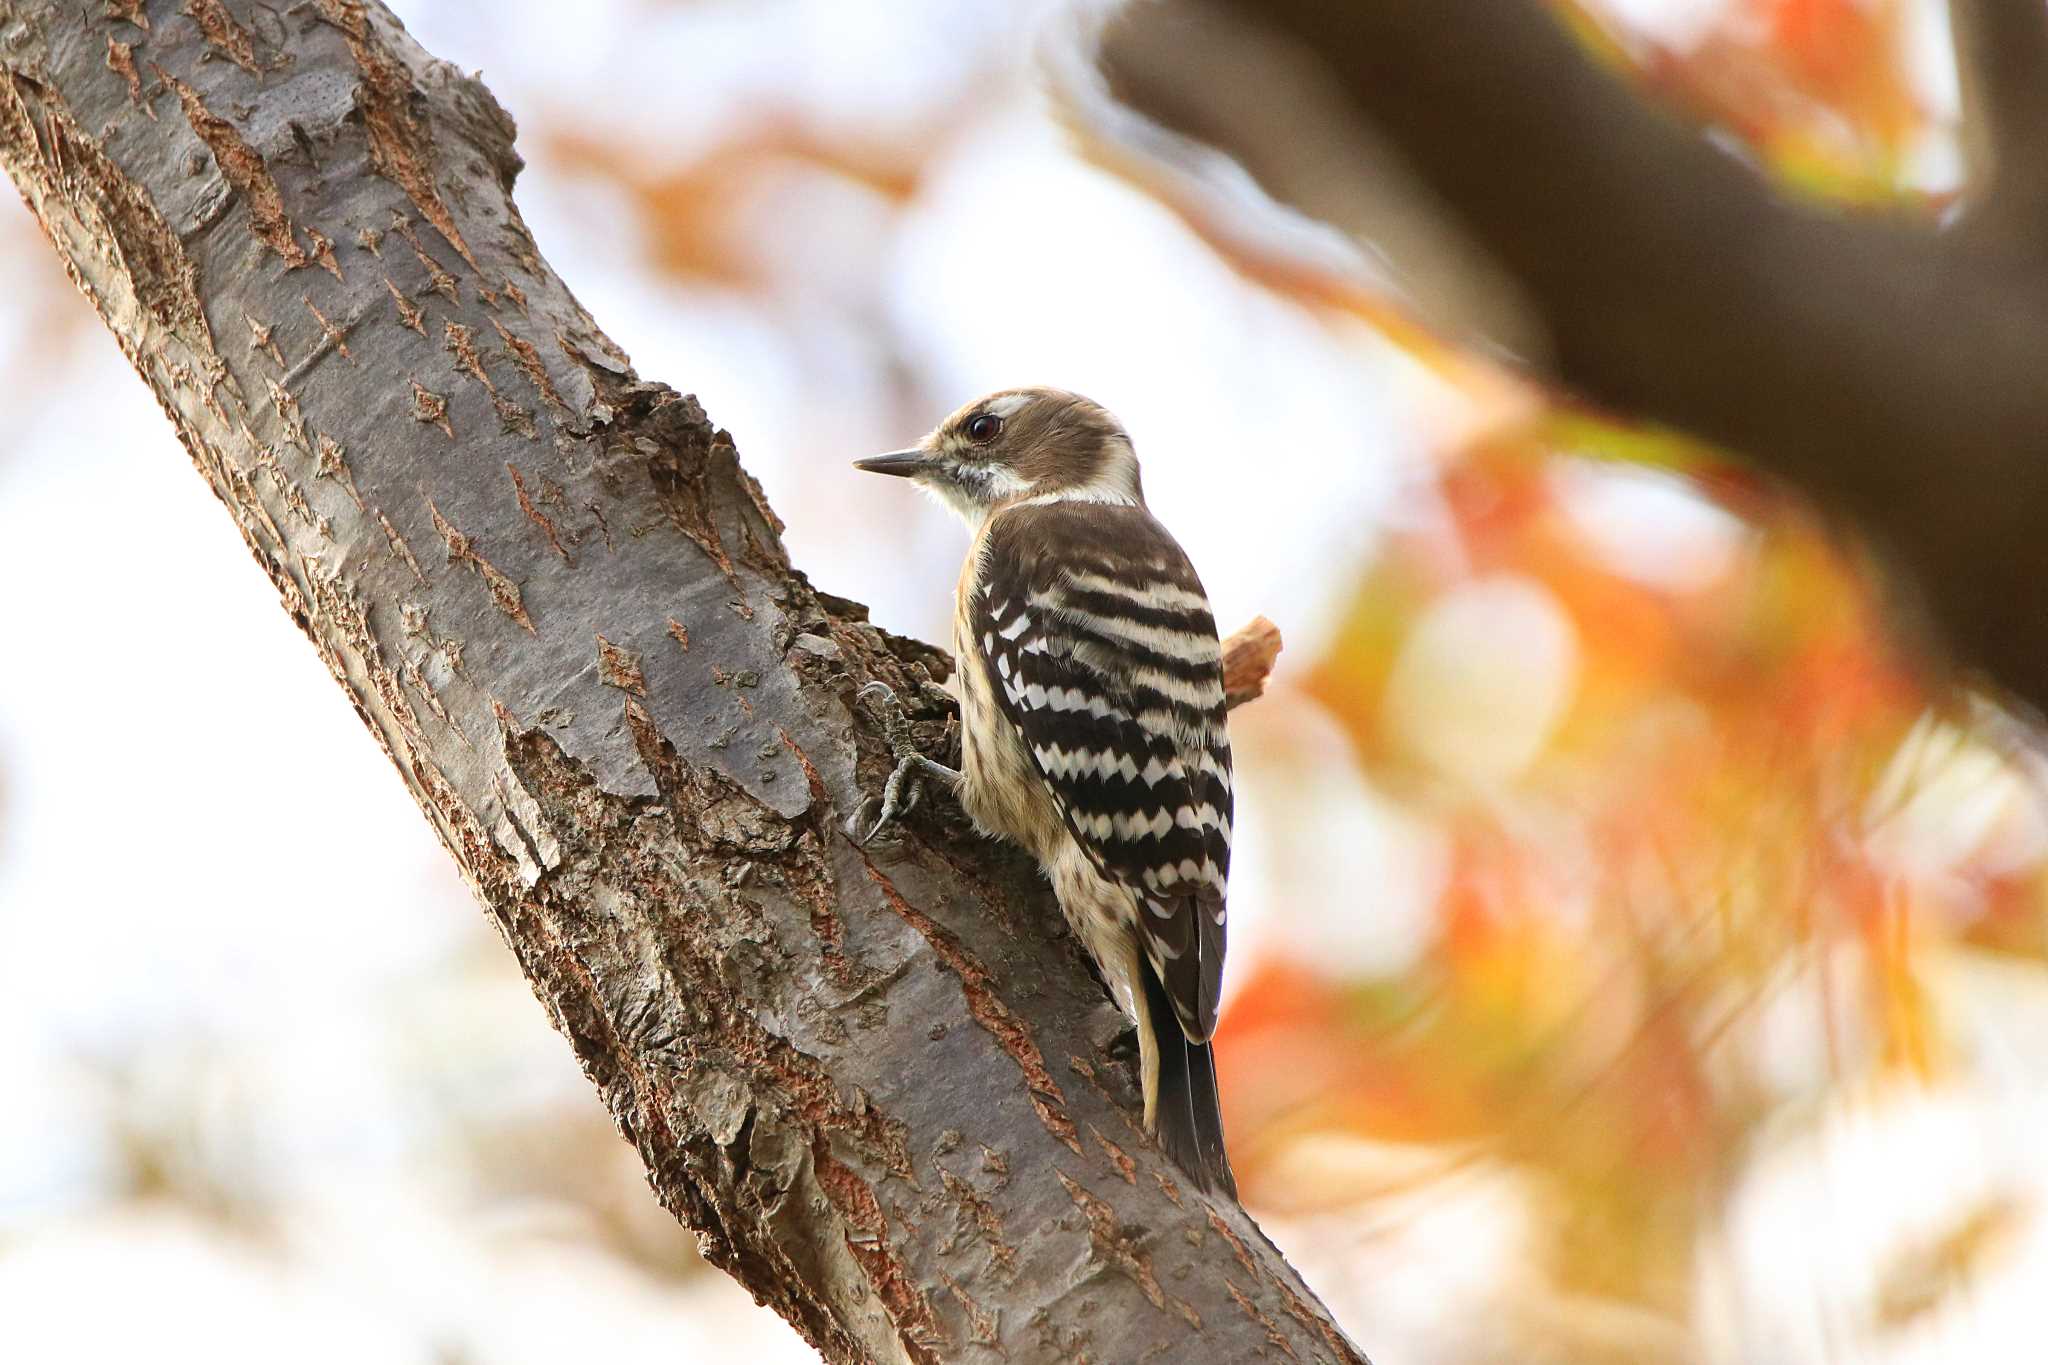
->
[863,755,924,843]
[855,680,960,844]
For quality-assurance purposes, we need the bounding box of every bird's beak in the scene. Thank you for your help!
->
[853,449,926,478]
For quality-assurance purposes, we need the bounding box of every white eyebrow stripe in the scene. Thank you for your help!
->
[984,393,1033,419]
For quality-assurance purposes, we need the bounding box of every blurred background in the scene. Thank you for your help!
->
[6,0,2048,1360]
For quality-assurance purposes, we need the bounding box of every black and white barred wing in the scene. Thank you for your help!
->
[975,505,1233,1040]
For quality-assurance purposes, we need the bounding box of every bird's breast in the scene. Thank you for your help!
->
[952,568,1065,860]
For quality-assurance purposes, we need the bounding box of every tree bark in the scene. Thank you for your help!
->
[1103,0,2048,717]
[0,3,1362,1361]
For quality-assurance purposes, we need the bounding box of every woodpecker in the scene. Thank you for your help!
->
[855,387,1236,1197]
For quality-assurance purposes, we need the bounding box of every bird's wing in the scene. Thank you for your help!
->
[973,501,1232,1040]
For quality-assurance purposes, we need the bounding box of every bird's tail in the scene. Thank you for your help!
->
[1141,962,1238,1199]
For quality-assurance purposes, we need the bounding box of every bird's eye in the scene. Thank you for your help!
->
[966,413,1002,444]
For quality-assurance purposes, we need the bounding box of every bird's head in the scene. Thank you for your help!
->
[855,387,1143,525]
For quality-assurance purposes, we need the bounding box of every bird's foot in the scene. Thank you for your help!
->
[854,681,960,843]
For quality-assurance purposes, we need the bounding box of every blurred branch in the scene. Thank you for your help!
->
[1101,0,2048,714]
[1952,0,2048,235]
[1222,615,1284,710]
[1066,0,1547,359]
[0,2,1355,1361]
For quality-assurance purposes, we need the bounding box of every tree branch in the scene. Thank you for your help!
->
[1222,615,1284,710]
[1103,0,2048,715]
[1057,0,1547,359]
[0,2,1357,1360]
[1952,0,2048,234]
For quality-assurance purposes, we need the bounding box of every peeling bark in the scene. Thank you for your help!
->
[0,3,1365,1361]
